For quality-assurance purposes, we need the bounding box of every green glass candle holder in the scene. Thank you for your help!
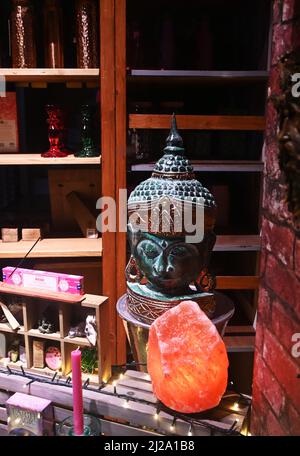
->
[75,105,99,158]
[57,414,101,436]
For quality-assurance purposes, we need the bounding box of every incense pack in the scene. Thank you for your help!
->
[2,267,84,295]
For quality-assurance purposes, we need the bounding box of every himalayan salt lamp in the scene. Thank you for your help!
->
[147,300,228,413]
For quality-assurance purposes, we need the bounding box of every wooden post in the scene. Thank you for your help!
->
[100,0,117,365]
[115,0,127,364]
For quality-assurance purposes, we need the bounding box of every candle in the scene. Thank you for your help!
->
[71,348,84,435]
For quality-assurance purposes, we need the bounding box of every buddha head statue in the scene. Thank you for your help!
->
[126,115,217,324]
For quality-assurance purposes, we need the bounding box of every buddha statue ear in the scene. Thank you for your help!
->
[127,223,142,252]
[194,268,216,293]
[126,255,143,283]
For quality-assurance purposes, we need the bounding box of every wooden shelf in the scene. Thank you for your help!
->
[131,160,263,173]
[214,235,261,252]
[64,335,91,347]
[224,325,256,352]
[224,335,255,352]
[129,69,269,79]
[216,276,259,290]
[129,114,265,131]
[0,68,99,83]
[0,322,24,334]
[27,329,61,341]
[0,238,102,259]
[0,154,101,166]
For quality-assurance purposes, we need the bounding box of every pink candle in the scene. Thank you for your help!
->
[71,349,84,435]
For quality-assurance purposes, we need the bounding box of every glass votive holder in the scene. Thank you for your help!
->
[57,414,101,436]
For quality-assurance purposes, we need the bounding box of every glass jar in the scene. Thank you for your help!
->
[43,0,64,68]
[75,0,99,68]
[11,0,37,68]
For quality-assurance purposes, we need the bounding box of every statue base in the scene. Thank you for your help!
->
[127,282,215,325]
[117,291,235,372]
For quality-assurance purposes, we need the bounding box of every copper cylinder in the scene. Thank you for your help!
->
[43,0,64,68]
[75,0,99,68]
[11,0,37,68]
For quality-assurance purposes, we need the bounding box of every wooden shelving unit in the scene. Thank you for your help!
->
[112,0,272,367]
[0,1,112,378]
[0,283,109,384]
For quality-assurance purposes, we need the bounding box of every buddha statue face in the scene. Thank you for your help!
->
[128,226,215,294]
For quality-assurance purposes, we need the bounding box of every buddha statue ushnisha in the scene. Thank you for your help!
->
[125,114,217,325]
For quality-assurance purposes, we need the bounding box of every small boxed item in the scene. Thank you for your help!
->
[6,392,54,436]
[21,228,41,241]
[0,92,19,153]
[1,228,19,242]
[33,340,45,368]
[2,266,84,295]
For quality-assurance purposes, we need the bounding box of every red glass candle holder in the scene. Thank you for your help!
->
[42,105,68,158]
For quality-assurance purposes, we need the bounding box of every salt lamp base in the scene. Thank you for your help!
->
[117,291,235,371]
[127,282,215,325]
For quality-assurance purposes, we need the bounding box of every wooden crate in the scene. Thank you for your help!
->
[0,368,250,436]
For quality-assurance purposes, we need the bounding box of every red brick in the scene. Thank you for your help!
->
[272,24,292,64]
[264,102,279,144]
[257,286,272,323]
[273,0,283,24]
[251,380,269,435]
[265,409,288,435]
[263,180,293,225]
[264,140,281,181]
[285,401,300,435]
[265,254,300,315]
[282,0,300,21]
[271,299,300,353]
[268,65,281,95]
[261,219,294,269]
[250,407,263,436]
[263,328,300,410]
[259,246,267,278]
[295,237,300,278]
[253,352,286,416]
[255,319,265,353]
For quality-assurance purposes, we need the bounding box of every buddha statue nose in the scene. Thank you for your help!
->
[152,252,168,275]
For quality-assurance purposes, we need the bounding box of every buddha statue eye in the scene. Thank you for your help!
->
[137,240,160,259]
[169,245,189,257]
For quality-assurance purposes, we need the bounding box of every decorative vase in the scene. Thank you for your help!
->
[43,0,64,68]
[75,105,98,157]
[57,415,101,436]
[11,0,37,68]
[42,105,68,158]
[75,0,99,69]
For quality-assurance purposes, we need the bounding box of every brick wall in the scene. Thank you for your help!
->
[251,0,300,436]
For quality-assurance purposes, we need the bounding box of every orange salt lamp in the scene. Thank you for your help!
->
[147,300,228,413]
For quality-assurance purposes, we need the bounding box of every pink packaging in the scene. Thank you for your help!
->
[2,266,84,295]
